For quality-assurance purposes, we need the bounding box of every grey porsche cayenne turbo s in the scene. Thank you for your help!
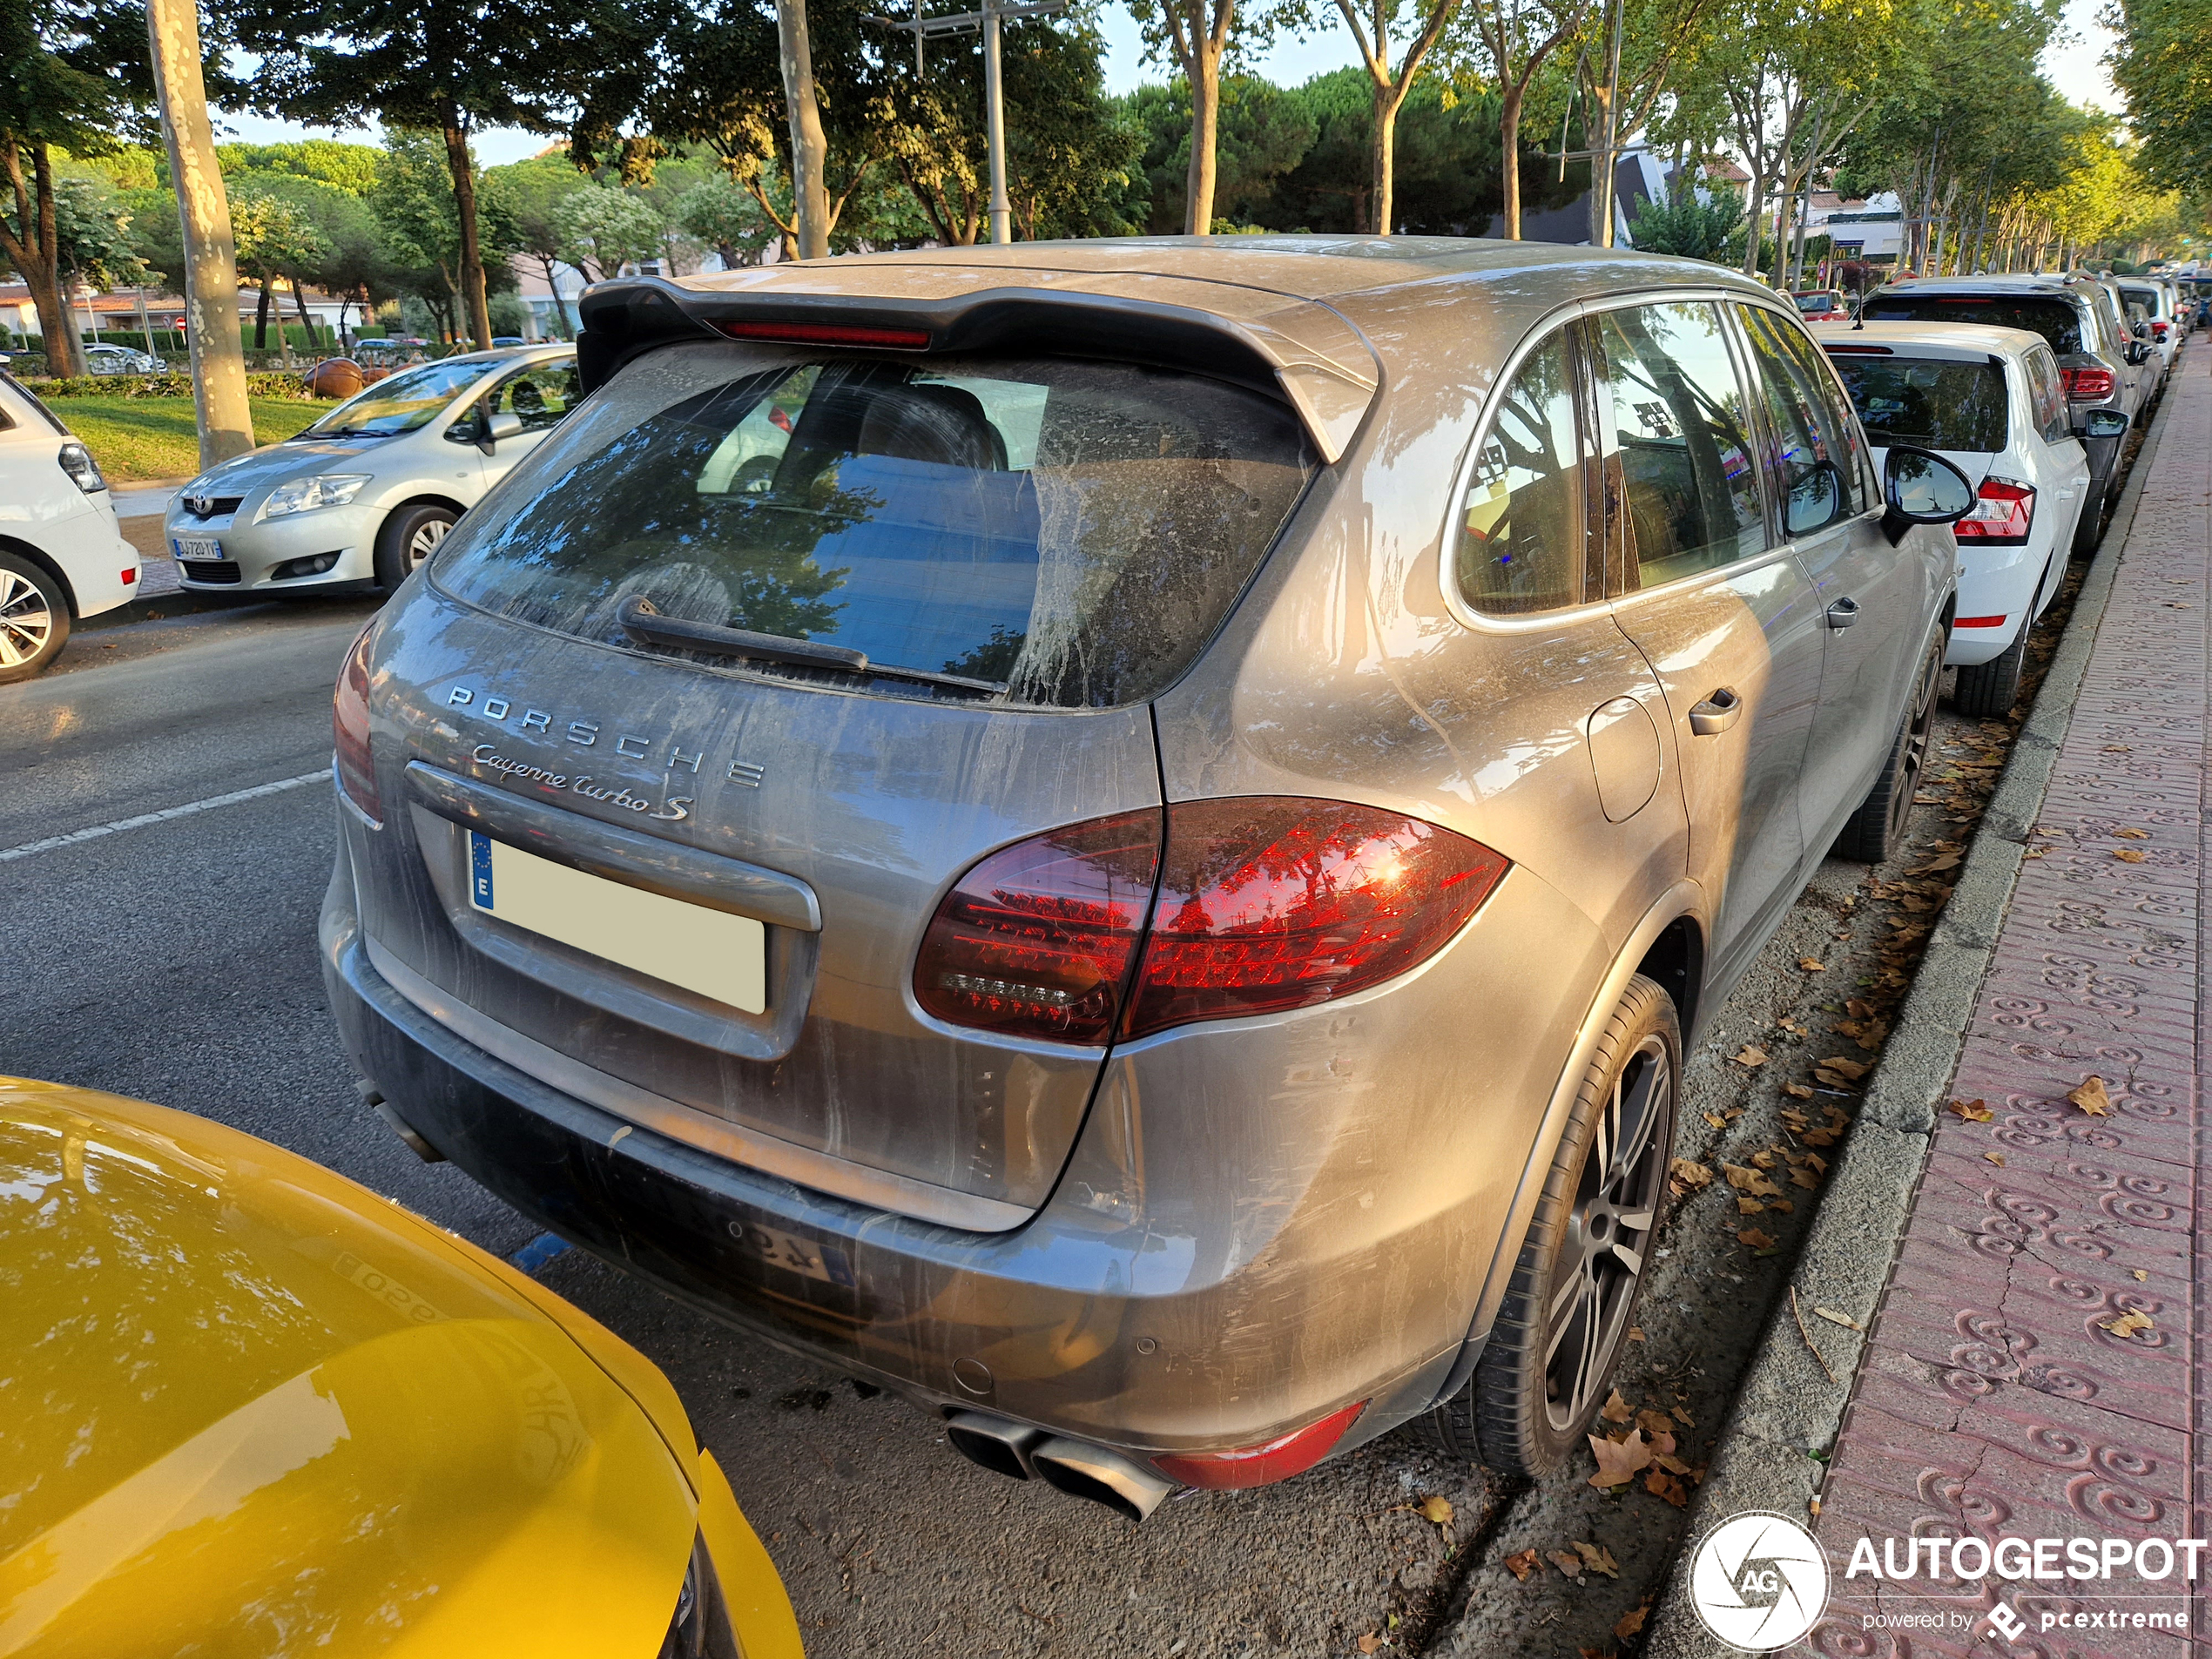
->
[321,237,1973,1520]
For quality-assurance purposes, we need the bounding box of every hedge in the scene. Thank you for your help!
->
[31,371,315,399]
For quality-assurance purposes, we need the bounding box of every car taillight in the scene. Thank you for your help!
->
[2152,320,2169,339]
[1952,476,2034,544]
[914,799,1511,1046]
[1152,1400,1368,1490]
[2061,367,2115,401]
[913,809,1162,1044]
[1122,799,1510,1039]
[334,622,382,821]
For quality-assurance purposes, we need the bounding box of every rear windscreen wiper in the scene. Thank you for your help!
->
[616,595,1007,698]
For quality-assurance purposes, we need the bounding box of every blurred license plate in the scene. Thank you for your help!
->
[467,830,765,1013]
[730,1221,855,1286]
[173,535,222,561]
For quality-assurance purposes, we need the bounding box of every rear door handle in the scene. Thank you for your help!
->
[1826,597,1860,630]
[1689,687,1742,736]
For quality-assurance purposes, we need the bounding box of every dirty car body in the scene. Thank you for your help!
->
[322,237,1960,1512]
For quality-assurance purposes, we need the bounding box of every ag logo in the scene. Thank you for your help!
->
[1688,1511,1831,1651]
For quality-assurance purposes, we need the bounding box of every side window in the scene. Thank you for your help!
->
[2027,349,2068,442]
[1594,301,1766,590]
[1738,305,1861,535]
[488,361,578,431]
[1454,327,1587,615]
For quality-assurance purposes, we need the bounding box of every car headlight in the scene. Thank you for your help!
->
[659,1533,742,1658]
[258,473,372,520]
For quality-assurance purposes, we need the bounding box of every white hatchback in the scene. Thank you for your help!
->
[1813,321,2125,717]
[0,373,139,684]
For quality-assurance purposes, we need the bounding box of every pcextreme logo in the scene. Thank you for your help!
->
[1688,1512,1830,1651]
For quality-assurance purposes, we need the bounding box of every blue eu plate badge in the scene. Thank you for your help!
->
[470,831,495,909]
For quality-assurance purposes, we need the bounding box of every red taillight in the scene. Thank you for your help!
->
[1952,476,2034,544]
[1122,799,1510,1039]
[2061,366,2116,401]
[914,799,1511,1046]
[2152,320,2169,339]
[334,622,381,821]
[717,320,931,350]
[913,809,1162,1044]
[1153,1400,1367,1490]
[1954,614,2009,627]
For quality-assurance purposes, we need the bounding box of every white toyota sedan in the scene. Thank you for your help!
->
[1814,321,2125,717]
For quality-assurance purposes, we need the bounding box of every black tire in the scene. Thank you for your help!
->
[0,550,71,685]
[2070,475,2107,558]
[1951,628,2028,718]
[373,502,458,591]
[1834,629,1942,864]
[1413,974,1679,1477]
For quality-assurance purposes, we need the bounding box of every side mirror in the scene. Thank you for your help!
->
[485,409,525,443]
[2078,408,2129,440]
[1881,445,1974,545]
[1785,460,1844,535]
[443,416,482,446]
[2125,341,2151,366]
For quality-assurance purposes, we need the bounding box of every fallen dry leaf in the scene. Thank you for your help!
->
[1600,1389,1634,1424]
[1813,1306,1862,1331]
[1702,1110,1727,1130]
[2068,1076,2112,1116]
[1645,1467,1689,1507]
[1751,1150,1778,1170]
[1548,1548,1585,1579]
[1635,1407,1675,1435]
[1784,1082,1816,1100]
[1738,1227,1777,1249]
[1419,1494,1453,1526]
[1985,1151,2006,1166]
[1628,1325,1646,1342]
[1588,1430,1656,1488]
[1669,1158,1714,1189]
[2115,826,2150,839]
[1817,1056,1871,1081]
[1575,1541,1621,1578]
[1615,1603,1650,1642]
[1655,1451,1693,1475]
[1503,1548,1539,1582]
[1804,1152,1828,1173]
[1950,1097,1993,1122]
[2102,1310,2155,1339]
[2114,848,2148,863]
[1733,1044,1770,1068]
[2132,1269,2148,1282]
[1804,1128,1838,1147]
[1359,1633,1385,1655]
[1770,1197,1795,1213]
[1670,1401,1696,1427]
[1799,957,1825,972]
[1723,1163,1782,1197]
[1790,1166,1820,1190]
[1737,1197,1766,1215]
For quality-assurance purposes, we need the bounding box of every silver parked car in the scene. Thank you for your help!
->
[163,346,577,593]
[322,239,1971,1516]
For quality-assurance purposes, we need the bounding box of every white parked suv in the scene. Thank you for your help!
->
[1814,321,2127,716]
[164,347,577,595]
[0,372,139,683]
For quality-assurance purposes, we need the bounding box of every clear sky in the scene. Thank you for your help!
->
[210,0,2121,164]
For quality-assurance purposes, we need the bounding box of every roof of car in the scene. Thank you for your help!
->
[673,234,1775,310]
[1808,320,2053,361]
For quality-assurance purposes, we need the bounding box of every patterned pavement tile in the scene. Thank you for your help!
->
[1807,341,2212,1652]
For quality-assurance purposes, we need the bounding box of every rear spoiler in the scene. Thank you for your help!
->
[575,276,1381,464]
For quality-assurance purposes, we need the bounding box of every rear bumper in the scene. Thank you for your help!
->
[319,832,1526,1470]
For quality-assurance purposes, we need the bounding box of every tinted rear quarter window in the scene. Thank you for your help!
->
[1865,296,2083,356]
[432,344,1316,710]
[1825,354,2009,453]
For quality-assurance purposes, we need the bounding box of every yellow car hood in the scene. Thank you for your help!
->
[0,1080,696,1659]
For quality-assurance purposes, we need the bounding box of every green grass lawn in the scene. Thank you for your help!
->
[48,395,327,483]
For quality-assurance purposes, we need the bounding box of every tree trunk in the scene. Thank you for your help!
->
[145,0,253,464]
[253,279,271,350]
[0,145,84,380]
[775,0,833,260]
[291,273,316,351]
[1185,38,1224,234]
[1500,84,1524,239]
[1741,165,1764,278]
[438,108,494,350]
[1371,83,1399,234]
[537,254,573,337]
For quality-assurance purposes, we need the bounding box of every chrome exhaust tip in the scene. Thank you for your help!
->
[944,1411,1043,1480]
[1028,1437,1176,1523]
[359,1081,445,1163]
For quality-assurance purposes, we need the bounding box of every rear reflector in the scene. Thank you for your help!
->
[1953,476,2034,545]
[2061,366,2116,401]
[1954,615,2009,627]
[333,621,381,822]
[914,799,1510,1047]
[717,320,931,350]
[1153,1401,1367,1490]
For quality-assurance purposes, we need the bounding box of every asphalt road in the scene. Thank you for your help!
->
[0,586,2049,1657]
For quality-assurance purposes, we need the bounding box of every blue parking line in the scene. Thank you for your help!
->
[509,1231,572,1273]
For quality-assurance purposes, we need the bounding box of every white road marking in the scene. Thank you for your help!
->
[0,768,329,863]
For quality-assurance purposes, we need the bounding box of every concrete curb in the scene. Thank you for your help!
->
[1642,381,2180,1658]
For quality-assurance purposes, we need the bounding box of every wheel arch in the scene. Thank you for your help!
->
[0,534,82,619]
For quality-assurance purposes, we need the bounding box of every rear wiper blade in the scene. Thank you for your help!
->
[617,596,1007,698]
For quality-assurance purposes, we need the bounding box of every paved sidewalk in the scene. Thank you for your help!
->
[1809,345,2212,1652]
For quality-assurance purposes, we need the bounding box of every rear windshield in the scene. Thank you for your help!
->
[1864,295,2083,355]
[2120,286,2158,314]
[1824,354,2009,453]
[1793,293,1841,314]
[432,344,1315,709]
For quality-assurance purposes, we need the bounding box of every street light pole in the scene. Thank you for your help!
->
[982,0,1010,246]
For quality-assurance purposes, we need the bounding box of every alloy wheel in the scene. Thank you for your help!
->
[1542,1033,1672,1433]
[0,568,55,669]
[406,517,450,570]
[1886,644,1941,842]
